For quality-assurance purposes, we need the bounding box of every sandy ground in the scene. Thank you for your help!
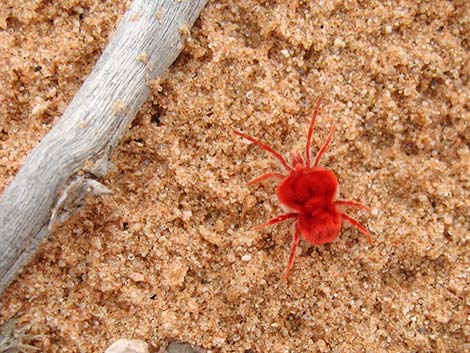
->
[1,0,469,352]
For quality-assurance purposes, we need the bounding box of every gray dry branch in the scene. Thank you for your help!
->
[0,317,40,352]
[0,0,208,296]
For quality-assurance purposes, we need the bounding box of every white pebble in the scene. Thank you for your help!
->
[182,210,192,220]
[105,339,148,353]
[334,37,345,48]
[241,254,252,262]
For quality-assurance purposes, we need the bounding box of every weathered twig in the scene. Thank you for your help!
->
[0,317,40,352]
[0,0,208,296]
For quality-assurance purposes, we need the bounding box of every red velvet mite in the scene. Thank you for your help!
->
[234,98,372,280]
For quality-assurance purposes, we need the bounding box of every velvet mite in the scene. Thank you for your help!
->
[234,98,372,280]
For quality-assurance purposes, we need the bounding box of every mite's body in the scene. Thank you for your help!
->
[235,98,371,280]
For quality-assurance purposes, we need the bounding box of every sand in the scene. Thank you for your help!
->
[1,0,469,352]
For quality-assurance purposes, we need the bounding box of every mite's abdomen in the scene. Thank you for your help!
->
[298,209,342,245]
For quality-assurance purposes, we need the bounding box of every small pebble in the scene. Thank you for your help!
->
[241,254,252,262]
[165,342,206,353]
[104,339,148,353]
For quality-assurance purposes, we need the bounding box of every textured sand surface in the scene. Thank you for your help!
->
[1,1,469,352]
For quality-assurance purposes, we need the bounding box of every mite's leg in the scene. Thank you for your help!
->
[340,213,372,244]
[283,227,301,281]
[313,124,336,167]
[335,199,370,210]
[253,213,297,230]
[248,172,286,185]
[305,97,322,167]
[234,130,291,172]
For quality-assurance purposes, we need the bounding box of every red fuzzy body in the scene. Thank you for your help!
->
[277,167,341,245]
[234,98,371,280]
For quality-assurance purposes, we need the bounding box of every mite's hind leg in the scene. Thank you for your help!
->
[340,213,372,244]
[253,213,297,230]
[283,227,301,281]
